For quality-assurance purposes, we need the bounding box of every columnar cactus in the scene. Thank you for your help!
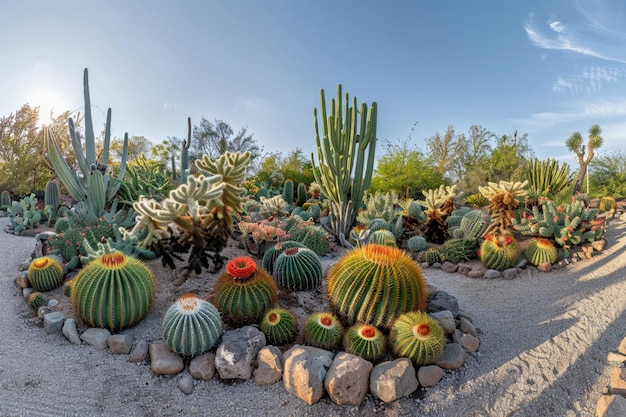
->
[282,179,295,205]
[419,185,457,244]
[69,252,155,332]
[162,293,223,357]
[0,190,10,209]
[44,180,60,210]
[407,235,428,252]
[326,244,427,329]
[212,256,277,326]
[303,311,344,350]
[390,311,446,365]
[480,232,521,271]
[27,256,65,292]
[296,182,307,207]
[343,324,386,362]
[273,247,322,291]
[525,238,558,266]
[261,308,298,346]
[311,84,378,243]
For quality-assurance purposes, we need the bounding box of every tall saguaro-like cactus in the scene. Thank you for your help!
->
[311,85,377,243]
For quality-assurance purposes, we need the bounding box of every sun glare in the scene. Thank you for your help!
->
[27,87,66,126]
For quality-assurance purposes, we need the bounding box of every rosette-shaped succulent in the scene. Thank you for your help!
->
[390,311,446,365]
[326,244,427,330]
[212,256,277,326]
[273,247,322,291]
[27,292,48,309]
[162,293,223,357]
[27,256,65,292]
[70,251,156,332]
[303,311,344,350]
[480,232,521,271]
[343,323,386,362]
[260,308,298,346]
[525,238,558,266]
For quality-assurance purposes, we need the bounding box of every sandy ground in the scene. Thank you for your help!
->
[0,215,625,417]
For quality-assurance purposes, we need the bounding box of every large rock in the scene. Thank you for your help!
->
[254,346,283,386]
[283,345,334,405]
[435,343,466,370]
[149,342,184,375]
[430,310,456,335]
[62,318,81,345]
[597,395,626,417]
[324,352,373,406]
[215,326,266,380]
[80,328,111,350]
[426,290,459,317]
[610,367,626,395]
[369,358,418,403]
[107,334,134,354]
[189,352,216,380]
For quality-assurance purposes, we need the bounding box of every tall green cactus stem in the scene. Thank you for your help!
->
[69,251,156,332]
[261,308,298,346]
[303,311,344,350]
[273,247,322,291]
[407,235,428,252]
[282,179,294,205]
[480,233,521,271]
[311,84,377,243]
[367,229,397,247]
[212,256,277,326]
[343,323,386,362]
[27,292,49,310]
[326,244,427,329]
[44,180,60,210]
[424,248,442,266]
[390,311,446,365]
[45,68,128,211]
[181,117,191,184]
[27,256,65,292]
[525,238,558,266]
[296,182,307,207]
[162,293,223,357]
[261,240,306,274]
[0,190,11,209]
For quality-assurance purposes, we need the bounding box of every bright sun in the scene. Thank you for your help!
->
[27,87,66,126]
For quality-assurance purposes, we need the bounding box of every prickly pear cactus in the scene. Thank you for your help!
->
[390,311,446,365]
[27,256,65,292]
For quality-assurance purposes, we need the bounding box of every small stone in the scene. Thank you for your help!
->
[596,395,626,417]
[459,317,477,337]
[441,261,458,273]
[177,374,194,395]
[80,328,111,350]
[421,262,430,269]
[467,270,484,278]
[431,262,442,268]
[435,343,466,370]
[369,358,418,403]
[417,365,444,387]
[43,311,65,334]
[618,337,626,355]
[107,334,134,354]
[254,346,283,386]
[129,339,149,363]
[502,268,518,279]
[457,264,471,275]
[62,318,81,345]
[537,262,553,272]
[23,288,33,298]
[149,342,184,375]
[18,261,31,272]
[324,352,373,406]
[514,258,528,268]
[15,274,29,289]
[430,310,456,335]
[484,269,501,279]
[610,368,626,394]
[458,333,480,352]
[591,239,606,252]
[47,299,58,308]
[189,352,216,380]
[37,306,52,319]
[607,352,626,363]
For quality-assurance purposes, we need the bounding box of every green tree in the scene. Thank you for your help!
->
[370,139,443,199]
[111,135,152,162]
[425,125,457,180]
[151,136,183,175]
[566,124,603,195]
[192,118,263,168]
[590,150,626,198]
[255,148,315,188]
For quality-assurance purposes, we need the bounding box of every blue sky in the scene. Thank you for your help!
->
[1,0,625,167]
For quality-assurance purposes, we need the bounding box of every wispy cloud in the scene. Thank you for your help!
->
[234,96,274,116]
[552,66,625,95]
[162,101,181,110]
[512,97,626,127]
[524,3,626,64]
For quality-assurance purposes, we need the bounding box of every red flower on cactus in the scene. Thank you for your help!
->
[557,206,564,213]
[503,236,513,245]
[226,256,257,279]
[360,325,377,339]
[319,314,333,327]
[554,215,559,222]
[485,235,493,241]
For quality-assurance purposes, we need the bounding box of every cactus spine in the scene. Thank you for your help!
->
[303,311,344,350]
[525,238,558,266]
[162,293,223,357]
[27,256,65,292]
[273,247,322,291]
[261,308,298,345]
[343,324,386,362]
[69,251,155,332]
[311,84,377,244]
[326,244,427,330]
[390,311,446,365]
[480,233,520,271]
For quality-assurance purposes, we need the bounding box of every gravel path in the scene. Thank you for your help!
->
[0,216,624,417]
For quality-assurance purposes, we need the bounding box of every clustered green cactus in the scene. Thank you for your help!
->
[27,256,65,292]
[525,238,559,266]
[273,247,322,291]
[326,244,427,329]
[443,238,478,263]
[598,196,616,213]
[424,248,442,266]
[343,323,386,362]
[390,311,446,365]
[162,293,223,357]
[261,308,299,345]
[69,251,156,332]
[303,311,344,350]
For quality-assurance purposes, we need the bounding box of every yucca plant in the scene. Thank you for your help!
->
[343,323,386,362]
[27,256,65,292]
[479,232,521,271]
[326,244,427,330]
[303,311,344,350]
[212,256,277,326]
[464,193,489,209]
[273,247,322,291]
[525,238,558,266]
[390,311,446,365]
[261,308,299,346]
[524,158,572,202]
[162,293,223,357]
[69,251,156,332]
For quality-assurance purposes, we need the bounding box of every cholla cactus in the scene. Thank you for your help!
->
[259,195,290,218]
[479,180,528,237]
[419,185,457,244]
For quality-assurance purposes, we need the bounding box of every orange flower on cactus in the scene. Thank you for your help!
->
[226,256,257,279]
[485,235,492,241]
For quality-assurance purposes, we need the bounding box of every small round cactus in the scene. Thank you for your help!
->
[261,240,306,274]
[407,235,428,252]
[212,256,277,326]
[598,196,616,213]
[162,293,223,357]
[273,247,322,291]
[70,251,156,332]
[27,292,48,309]
[367,229,397,247]
[261,308,298,345]
[424,247,442,266]
[27,256,64,292]
[367,218,391,232]
[303,311,344,350]
[390,311,446,365]
[343,323,386,362]
[480,232,520,271]
[525,238,558,266]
